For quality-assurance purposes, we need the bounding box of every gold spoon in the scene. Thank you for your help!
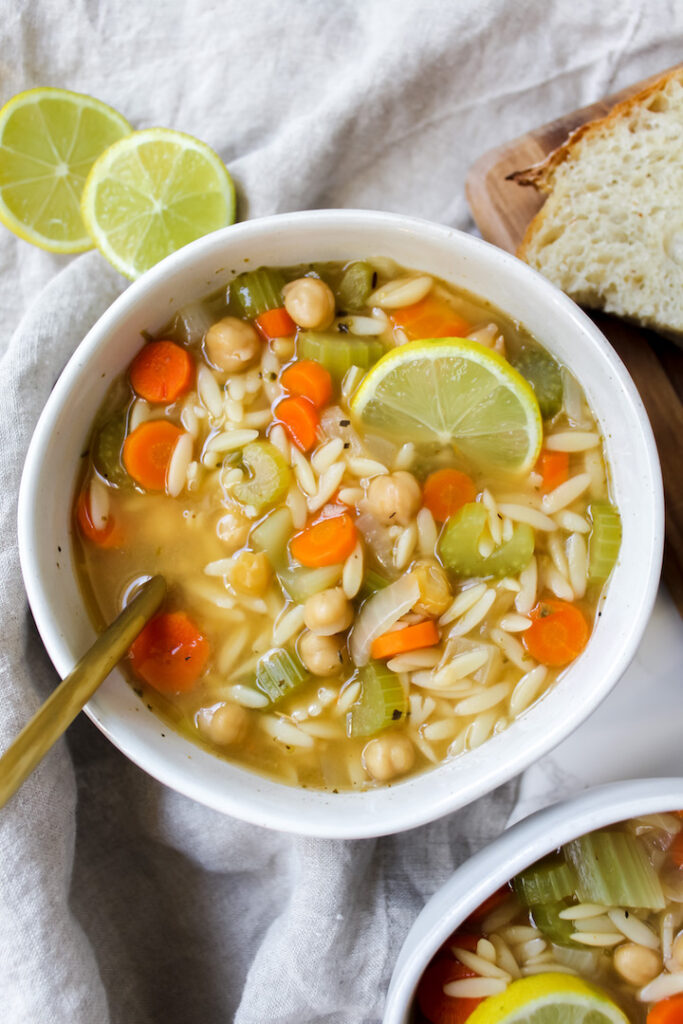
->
[0,575,166,809]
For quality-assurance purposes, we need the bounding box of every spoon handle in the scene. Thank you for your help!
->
[0,575,166,809]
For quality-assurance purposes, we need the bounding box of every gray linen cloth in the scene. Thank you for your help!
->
[1,3,682,1022]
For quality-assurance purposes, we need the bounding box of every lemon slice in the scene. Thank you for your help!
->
[350,339,543,474]
[467,973,629,1024]
[0,88,131,252]
[81,127,235,279]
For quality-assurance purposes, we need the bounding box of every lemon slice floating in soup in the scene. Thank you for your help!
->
[467,973,629,1024]
[81,127,235,278]
[0,87,131,252]
[350,338,543,475]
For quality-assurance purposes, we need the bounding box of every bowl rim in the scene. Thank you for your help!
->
[383,776,683,1023]
[17,209,665,837]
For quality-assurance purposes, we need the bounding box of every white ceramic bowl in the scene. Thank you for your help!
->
[383,777,683,1022]
[18,210,663,838]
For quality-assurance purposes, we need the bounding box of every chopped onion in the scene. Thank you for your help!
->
[350,574,420,666]
[171,301,215,345]
[355,511,394,570]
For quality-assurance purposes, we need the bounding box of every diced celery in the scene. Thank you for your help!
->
[347,661,407,738]
[298,331,384,381]
[233,442,292,512]
[530,903,581,948]
[256,648,308,704]
[337,261,374,311]
[513,856,578,906]
[563,830,665,910]
[359,567,392,600]
[250,507,293,568]
[511,347,563,419]
[93,413,129,487]
[588,502,622,582]
[278,564,342,603]
[231,268,286,317]
[438,503,535,578]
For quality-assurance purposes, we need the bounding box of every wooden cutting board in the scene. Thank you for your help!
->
[465,68,683,614]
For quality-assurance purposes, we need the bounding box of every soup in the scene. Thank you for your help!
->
[72,259,621,791]
[413,811,683,1023]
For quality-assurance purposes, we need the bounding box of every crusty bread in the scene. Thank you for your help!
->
[515,66,683,338]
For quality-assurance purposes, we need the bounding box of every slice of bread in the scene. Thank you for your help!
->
[514,66,683,338]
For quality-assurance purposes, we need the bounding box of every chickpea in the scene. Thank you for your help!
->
[672,930,683,968]
[298,630,345,676]
[205,316,260,373]
[613,942,661,987]
[282,277,336,330]
[366,471,422,526]
[363,732,415,782]
[217,509,250,552]
[303,587,353,636]
[411,559,452,616]
[228,550,271,595]
[197,703,249,746]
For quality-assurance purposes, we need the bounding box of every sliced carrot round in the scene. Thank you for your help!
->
[255,306,297,341]
[122,419,183,491]
[523,598,589,667]
[647,995,683,1024]
[371,620,439,660]
[416,953,483,1024]
[669,829,683,868]
[280,359,333,409]
[276,395,320,451]
[290,513,357,567]
[423,469,476,522]
[537,449,569,493]
[128,611,209,693]
[129,340,194,403]
[76,489,120,548]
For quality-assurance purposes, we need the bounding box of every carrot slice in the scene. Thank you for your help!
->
[76,489,120,548]
[423,469,476,523]
[276,395,320,451]
[280,359,333,409]
[391,296,471,341]
[669,830,683,868]
[128,611,209,693]
[129,340,194,403]
[523,598,590,667]
[122,420,183,491]
[371,620,439,660]
[290,513,357,567]
[416,953,483,1024]
[255,306,297,341]
[537,449,569,493]
[647,995,683,1024]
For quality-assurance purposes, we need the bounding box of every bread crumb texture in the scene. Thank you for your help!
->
[518,68,683,336]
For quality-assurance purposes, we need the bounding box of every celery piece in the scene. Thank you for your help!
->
[233,441,292,512]
[530,903,581,948]
[564,830,665,910]
[231,267,286,317]
[93,413,129,488]
[250,507,293,568]
[588,502,622,582]
[278,564,342,603]
[513,856,578,906]
[347,661,407,738]
[438,503,535,578]
[511,347,563,419]
[359,567,392,600]
[256,648,308,704]
[298,331,384,381]
[337,261,374,311]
